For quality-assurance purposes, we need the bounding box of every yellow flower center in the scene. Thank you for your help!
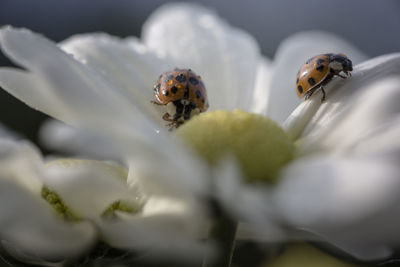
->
[176,110,295,183]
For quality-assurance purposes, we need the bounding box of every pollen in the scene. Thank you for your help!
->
[176,110,295,183]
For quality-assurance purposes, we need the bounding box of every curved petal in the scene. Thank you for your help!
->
[0,26,158,142]
[0,178,96,259]
[43,159,142,218]
[0,26,210,197]
[143,3,261,111]
[282,93,323,141]
[274,154,400,260]
[300,73,400,154]
[60,33,168,126]
[0,138,43,195]
[249,57,272,115]
[267,31,367,124]
[95,197,208,263]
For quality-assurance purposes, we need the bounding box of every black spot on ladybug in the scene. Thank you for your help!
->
[296,78,299,84]
[162,90,169,96]
[297,85,303,93]
[171,86,178,94]
[154,83,161,93]
[316,58,325,65]
[202,98,205,104]
[308,77,316,86]
[316,65,324,72]
[164,74,174,83]
[175,74,186,82]
[189,77,199,85]
[195,90,202,99]
[306,57,314,64]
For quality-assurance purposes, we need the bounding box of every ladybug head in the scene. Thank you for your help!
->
[341,57,353,72]
[330,54,353,72]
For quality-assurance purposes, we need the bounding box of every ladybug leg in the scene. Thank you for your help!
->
[151,100,164,106]
[305,87,325,102]
[344,70,352,77]
[162,113,174,122]
[162,113,182,131]
[321,87,326,102]
[304,88,316,100]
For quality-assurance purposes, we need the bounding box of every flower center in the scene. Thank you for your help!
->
[176,110,295,183]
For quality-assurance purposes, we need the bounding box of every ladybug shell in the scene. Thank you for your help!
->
[296,54,330,98]
[154,69,209,112]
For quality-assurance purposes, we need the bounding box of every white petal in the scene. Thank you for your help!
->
[274,154,400,259]
[0,178,96,259]
[213,157,286,242]
[300,73,400,154]
[0,26,210,196]
[282,92,323,140]
[60,33,168,126]
[143,3,261,111]
[95,208,208,263]
[266,31,367,124]
[43,159,142,218]
[0,138,43,195]
[0,26,158,142]
[248,57,272,115]
[40,119,123,162]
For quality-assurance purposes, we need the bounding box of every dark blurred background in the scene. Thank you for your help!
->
[1,0,400,149]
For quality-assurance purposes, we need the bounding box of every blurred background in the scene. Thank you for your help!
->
[1,0,400,149]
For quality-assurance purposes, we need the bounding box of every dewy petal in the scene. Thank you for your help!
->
[143,3,261,111]
[60,33,168,127]
[0,177,96,259]
[0,26,210,196]
[0,26,158,142]
[274,153,400,260]
[267,31,367,124]
[43,159,141,218]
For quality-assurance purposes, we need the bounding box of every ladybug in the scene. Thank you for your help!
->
[152,68,209,128]
[296,53,353,101]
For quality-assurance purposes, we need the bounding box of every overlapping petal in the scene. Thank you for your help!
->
[267,31,367,124]
[276,55,400,260]
[143,2,263,112]
[0,26,210,196]
[0,139,96,260]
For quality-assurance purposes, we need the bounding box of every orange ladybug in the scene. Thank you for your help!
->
[296,53,353,101]
[152,68,209,128]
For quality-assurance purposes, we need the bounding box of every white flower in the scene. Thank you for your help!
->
[216,54,400,261]
[0,129,206,264]
[0,134,96,262]
[0,1,399,265]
